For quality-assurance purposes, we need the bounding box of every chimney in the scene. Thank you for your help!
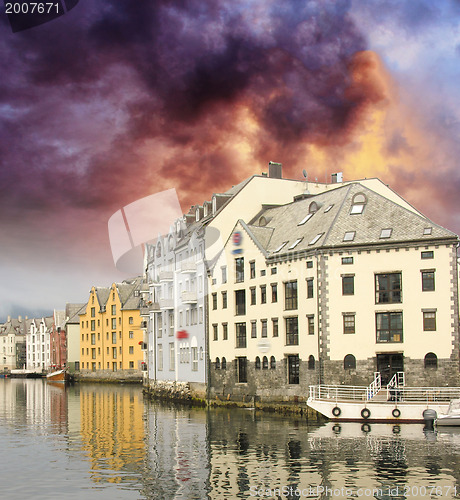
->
[268,161,282,179]
[18,315,22,322]
[331,172,343,183]
[7,315,11,322]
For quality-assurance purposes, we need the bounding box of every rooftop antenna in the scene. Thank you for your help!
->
[302,169,310,194]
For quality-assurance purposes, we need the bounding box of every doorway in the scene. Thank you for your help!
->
[376,353,404,386]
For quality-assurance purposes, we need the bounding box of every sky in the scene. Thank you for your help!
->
[1,0,460,321]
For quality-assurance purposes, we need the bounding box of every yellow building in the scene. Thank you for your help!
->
[80,277,146,373]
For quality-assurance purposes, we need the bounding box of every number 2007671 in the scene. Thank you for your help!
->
[5,3,60,14]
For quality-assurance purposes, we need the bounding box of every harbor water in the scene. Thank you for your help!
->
[0,379,459,499]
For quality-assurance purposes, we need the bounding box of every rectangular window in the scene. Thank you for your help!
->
[260,285,267,304]
[223,323,228,340]
[287,355,300,384]
[235,257,244,283]
[285,317,299,345]
[271,267,277,275]
[91,307,95,317]
[91,320,95,331]
[343,314,355,334]
[129,361,134,369]
[342,257,353,265]
[169,313,174,337]
[129,346,134,354]
[111,305,116,315]
[112,332,117,344]
[235,290,246,315]
[169,343,175,371]
[421,251,434,259]
[212,293,217,310]
[237,357,247,383]
[213,324,218,341]
[112,362,117,372]
[112,347,117,359]
[91,333,96,345]
[376,312,403,343]
[261,319,267,338]
[158,313,163,338]
[236,323,247,348]
[306,261,313,268]
[307,278,314,299]
[91,348,96,359]
[342,275,355,295]
[421,270,435,291]
[307,315,315,335]
[129,317,133,325]
[250,287,256,305]
[222,291,227,309]
[157,344,163,371]
[271,283,278,302]
[192,347,198,371]
[272,318,279,337]
[221,266,227,284]
[285,281,298,310]
[250,261,256,279]
[423,311,436,331]
[129,331,134,339]
[251,320,257,338]
[111,318,117,330]
[375,273,402,303]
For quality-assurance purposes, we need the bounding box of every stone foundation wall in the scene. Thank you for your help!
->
[209,358,319,403]
[75,369,142,383]
[321,357,460,387]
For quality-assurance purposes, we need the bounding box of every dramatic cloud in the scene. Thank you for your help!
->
[0,0,459,318]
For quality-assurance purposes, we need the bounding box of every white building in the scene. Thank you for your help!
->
[26,316,53,371]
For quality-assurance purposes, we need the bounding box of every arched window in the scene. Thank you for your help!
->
[308,355,315,370]
[424,352,438,369]
[255,356,261,370]
[344,354,356,370]
[215,357,220,370]
[270,356,276,370]
[309,201,319,213]
[221,357,226,370]
[350,193,367,215]
[156,242,162,257]
[262,356,268,370]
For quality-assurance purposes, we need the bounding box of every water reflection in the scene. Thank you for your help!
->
[1,379,460,499]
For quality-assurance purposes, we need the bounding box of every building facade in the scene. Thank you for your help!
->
[79,277,145,373]
[26,316,53,371]
[0,316,27,371]
[208,180,460,402]
[65,303,86,372]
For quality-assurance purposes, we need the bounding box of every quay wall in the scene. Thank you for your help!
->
[74,369,142,383]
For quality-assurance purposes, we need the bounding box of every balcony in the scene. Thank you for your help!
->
[181,291,197,304]
[140,303,160,316]
[180,261,197,274]
[159,299,174,310]
[159,271,173,282]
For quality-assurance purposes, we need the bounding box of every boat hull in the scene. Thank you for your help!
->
[307,398,449,423]
[46,370,69,383]
[435,415,460,426]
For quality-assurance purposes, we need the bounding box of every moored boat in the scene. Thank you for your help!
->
[307,372,460,423]
[435,399,460,426]
[46,369,69,383]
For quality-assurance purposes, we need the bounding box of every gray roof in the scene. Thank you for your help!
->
[244,183,457,258]
[66,303,86,324]
[54,310,66,329]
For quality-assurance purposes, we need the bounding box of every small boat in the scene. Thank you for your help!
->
[435,399,460,426]
[46,369,69,383]
[10,368,43,378]
[307,372,460,423]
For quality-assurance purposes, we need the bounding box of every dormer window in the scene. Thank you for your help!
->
[424,227,432,235]
[212,196,217,215]
[343,231,355,242]
[309,201,319,213]
[298,213,313,226]
[273,241,288,253]
[259,216,268,227]
[350,193,367,215]
[195,207,200,221]
[309,233,324,245]
[288,238,303,250]
[380,228,392,239]
[203,204,208,217]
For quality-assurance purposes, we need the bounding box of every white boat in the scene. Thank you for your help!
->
[435,399,460,426]
[307,372,460,423]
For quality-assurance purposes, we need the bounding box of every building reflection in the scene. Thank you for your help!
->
[78,384,145,484]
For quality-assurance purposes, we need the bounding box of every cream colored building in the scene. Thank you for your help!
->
[208,178,459,402]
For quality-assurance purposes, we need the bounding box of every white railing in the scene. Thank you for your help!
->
[309,384,460,403]
[366,372,382,401]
